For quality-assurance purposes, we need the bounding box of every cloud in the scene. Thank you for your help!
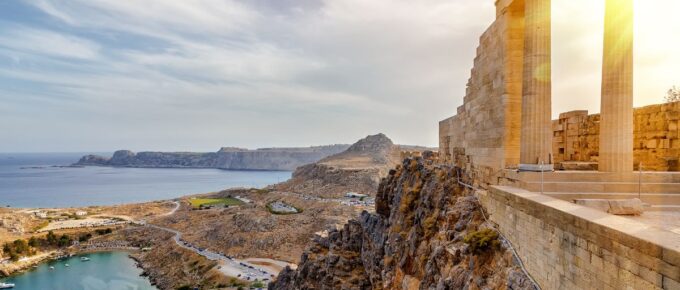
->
[0,26,100,60]
[3,0,677,152]
[0,0,496,151]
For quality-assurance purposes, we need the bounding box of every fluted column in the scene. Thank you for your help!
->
[519,0,553,172]
[600,0,634,172]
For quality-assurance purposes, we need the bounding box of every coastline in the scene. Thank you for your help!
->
[127,254,160,288]
[75,164,292,172]
[0,251,59,278]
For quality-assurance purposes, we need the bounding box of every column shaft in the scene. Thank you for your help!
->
[520,0,553,171]
[600,0,634,172]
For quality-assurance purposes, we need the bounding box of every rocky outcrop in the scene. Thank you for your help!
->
[277,134,403,197]
[270,156,536,290]
[74,145,350,171]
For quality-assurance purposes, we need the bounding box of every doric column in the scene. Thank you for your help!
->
[519,0,553,171]
[600,0,634,172]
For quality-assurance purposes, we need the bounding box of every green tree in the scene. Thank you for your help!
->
[78,233,93,242]
[57,234,72,247]
[2,243,13,257]
[28,236,40,247]
[46,231,58,246]
[12,239,29,254]
[665,86,680,103]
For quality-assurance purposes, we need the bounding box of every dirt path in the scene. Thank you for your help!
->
[143,201,282,282]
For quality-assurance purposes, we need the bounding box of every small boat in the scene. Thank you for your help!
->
[49,266,55,270]
[81,257,91,261]
[0,282,15,289]
[64,264,70,267]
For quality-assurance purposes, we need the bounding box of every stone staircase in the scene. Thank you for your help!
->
[499,170,680,207]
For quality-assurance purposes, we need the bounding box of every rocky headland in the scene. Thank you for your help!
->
[75,145,350,171]
[276,134,425,198]
[270,155,536,290]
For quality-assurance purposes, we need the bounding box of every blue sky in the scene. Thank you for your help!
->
[0,0,678,152]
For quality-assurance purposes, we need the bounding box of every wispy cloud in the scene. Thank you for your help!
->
[1,0,677,152]
[0,26,100,60]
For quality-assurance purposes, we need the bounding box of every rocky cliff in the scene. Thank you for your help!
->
[276,134,403,198]
[270,155,536,290]
[74,145,350,171]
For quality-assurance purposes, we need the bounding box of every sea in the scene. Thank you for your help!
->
[0,153,291,288]
[0,153,291,208]
[1,252,156,290]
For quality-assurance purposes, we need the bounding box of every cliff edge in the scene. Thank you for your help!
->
[270,155,536,290]
[74,145,350,171]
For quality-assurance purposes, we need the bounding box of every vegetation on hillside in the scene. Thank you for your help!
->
[2,228,114,261]
[665,86,680,103]
[464,228,501,254]
[189,198,243,209]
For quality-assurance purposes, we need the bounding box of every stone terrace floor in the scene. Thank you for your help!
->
[626,210,680,236]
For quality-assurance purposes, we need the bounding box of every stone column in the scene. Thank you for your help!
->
[519,0,553,171]
[600,0,634,172]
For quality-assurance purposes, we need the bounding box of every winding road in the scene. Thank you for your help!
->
[143,200,279,282]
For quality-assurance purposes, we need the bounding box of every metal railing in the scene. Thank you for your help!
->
[455,167,541,290]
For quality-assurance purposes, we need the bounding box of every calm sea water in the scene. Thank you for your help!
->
[1,252,156,290]
[0,153,291,208]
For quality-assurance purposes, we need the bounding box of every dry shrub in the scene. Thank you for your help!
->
[463,228,500,254]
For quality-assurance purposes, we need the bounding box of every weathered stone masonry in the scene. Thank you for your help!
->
[478,186,680,290]
[554,102,680,172]
[439,0,525,184]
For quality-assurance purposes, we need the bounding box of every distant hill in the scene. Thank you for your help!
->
[74,145,350,171]
[276,133,433,197]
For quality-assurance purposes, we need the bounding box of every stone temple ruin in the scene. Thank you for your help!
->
[439,0,679,197]
[438,0,680,289]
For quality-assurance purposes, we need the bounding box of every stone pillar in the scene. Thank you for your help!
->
[519,0,553,171]
[600,0,634,172]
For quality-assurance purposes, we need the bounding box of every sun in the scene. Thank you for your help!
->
[551,0,680,117]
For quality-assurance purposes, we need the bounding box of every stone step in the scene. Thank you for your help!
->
[522,181,680,194]
[646,205,680,212]
[503,170,680,183]
[545,192,680,206]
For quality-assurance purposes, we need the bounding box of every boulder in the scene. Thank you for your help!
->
[607,198,645,215]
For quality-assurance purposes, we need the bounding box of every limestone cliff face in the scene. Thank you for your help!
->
[270,156,535,290]
[277,134,402,197]
[74,145,350,171]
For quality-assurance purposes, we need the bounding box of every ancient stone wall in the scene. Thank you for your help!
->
[553,101,680,171]
[478,186,680,290]
[439,0,525,183]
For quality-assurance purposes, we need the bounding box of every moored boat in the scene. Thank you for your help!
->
[81,257,90,261]
[0,282,15,289]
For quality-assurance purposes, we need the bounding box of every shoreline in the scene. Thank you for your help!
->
[71,164,294,172]
[0,251,58,278]
[0,248,146,280]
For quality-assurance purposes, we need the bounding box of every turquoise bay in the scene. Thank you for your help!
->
[1,252,156,290]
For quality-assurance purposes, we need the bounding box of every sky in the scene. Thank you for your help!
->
[0,0,678,152]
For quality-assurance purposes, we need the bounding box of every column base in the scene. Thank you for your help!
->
[519,163,554,172]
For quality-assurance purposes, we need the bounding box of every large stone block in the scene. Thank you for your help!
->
[646,139,658,149]
[573,198,644,216]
